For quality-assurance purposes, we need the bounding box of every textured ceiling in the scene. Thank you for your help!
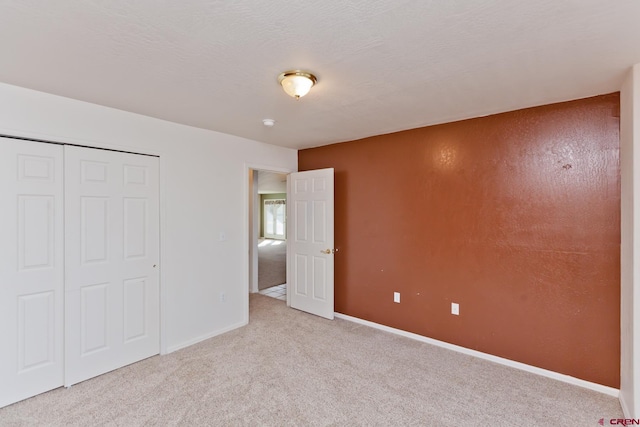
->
[0,1,639,149]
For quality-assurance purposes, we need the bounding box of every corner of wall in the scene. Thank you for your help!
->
[620,63,640,417]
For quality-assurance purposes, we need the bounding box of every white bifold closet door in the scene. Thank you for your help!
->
[1,140,160,405]
[0,138,64,408]
[64,145,160,386]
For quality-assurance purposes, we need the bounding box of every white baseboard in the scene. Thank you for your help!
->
[164,320,247,354]
[619,393,631,418]
[334,312,619,398]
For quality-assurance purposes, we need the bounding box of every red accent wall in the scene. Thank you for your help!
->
[298,94,621,387]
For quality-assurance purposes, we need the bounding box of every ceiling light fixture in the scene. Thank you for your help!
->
[277,70,317,100]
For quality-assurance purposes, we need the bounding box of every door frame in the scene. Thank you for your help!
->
[0,132,168,355]
[243,164,294,323]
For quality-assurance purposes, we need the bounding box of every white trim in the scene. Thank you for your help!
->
[165,320,247,354]
[334,312,620,398]
[157,155,167,355]
[621,394,632,418]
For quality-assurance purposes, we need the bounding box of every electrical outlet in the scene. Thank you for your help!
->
[219,231,227,241]
[451,302,459,315]
[220,292,226,303]
[394,292,400,303]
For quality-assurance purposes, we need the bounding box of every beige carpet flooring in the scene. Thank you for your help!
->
[258,239,286,290]
[0,294,623,426]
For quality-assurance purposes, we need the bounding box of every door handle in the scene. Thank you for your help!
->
[320,249,338,254]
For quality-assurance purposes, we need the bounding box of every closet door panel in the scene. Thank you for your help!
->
[64,146,159,386]
[0,138,64,408]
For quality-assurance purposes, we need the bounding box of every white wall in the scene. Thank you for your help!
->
[621,63,640,417]
[0,82,298,353]
[258,170,287,194]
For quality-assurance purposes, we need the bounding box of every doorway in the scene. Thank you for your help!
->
[246,166,336,321]
[248,169,288,302]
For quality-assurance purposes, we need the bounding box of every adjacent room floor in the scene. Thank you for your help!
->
[257,238,286,289]
[258,237,287,301]
[258,283,286,301]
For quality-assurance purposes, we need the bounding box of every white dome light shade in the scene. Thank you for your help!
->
[278,71,317,99]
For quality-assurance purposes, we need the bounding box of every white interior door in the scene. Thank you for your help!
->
[287,168,334,320]
[0,138,64,407]
[64,146,160,386]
